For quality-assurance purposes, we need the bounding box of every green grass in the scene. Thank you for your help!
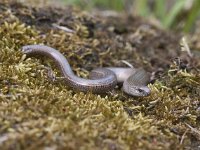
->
[62,0,200,32]
[63,0,125,11]
[183,0,200,32]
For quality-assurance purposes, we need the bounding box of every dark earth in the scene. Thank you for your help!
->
[0,1,191,71]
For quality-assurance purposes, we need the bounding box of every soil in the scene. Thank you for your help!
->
[1,1,193,72]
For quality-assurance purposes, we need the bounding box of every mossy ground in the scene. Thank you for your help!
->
[0,1,200,150]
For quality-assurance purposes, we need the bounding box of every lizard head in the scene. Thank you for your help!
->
[122,68,151,97]
[123,85,151,97]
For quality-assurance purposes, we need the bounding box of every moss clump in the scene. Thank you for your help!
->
[0,1,200,150]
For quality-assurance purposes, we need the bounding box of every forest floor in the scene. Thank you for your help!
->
[0,1,200,149]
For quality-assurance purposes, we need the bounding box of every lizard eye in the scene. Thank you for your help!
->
[138,88,143,93]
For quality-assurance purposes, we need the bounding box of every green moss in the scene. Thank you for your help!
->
[0,1,200,150]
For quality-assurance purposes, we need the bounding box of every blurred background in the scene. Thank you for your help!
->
[18,0,200,33]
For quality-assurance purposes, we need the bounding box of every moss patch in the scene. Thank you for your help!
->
[0,1,200,150]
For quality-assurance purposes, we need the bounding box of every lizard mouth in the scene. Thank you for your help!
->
[139,86,151,96]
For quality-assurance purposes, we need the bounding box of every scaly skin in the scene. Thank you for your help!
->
[22,45,151,96]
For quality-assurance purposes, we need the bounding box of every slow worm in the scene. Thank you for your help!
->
[22,45,151,96]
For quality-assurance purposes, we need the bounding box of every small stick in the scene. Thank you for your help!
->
[52,23,75,33]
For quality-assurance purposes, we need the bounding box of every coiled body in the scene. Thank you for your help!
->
[22,45,151,96]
